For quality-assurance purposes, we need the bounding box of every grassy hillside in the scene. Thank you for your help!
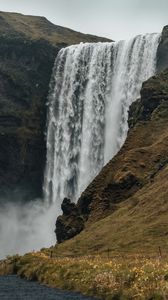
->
[54,165,168,256]
[0,11,112,45]
[55,70,168,254]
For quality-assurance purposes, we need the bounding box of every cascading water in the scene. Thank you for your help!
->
[44,33,160,206]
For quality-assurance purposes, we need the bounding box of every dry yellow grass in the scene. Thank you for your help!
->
[47,164,168,258]
[1,253,168,299]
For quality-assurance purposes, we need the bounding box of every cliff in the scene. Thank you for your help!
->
[55,68,168,252]
[56,26,168,245]
[157,25,168,72]
[0,11,111,201]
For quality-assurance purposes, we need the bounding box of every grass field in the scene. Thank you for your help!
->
[1,252,168,299]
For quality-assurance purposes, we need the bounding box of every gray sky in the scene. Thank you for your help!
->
[0,0,167,40]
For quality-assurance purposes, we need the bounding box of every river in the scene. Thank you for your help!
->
[0,275,99,299]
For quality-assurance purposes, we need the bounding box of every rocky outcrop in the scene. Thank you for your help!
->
[56,198,84,243]
[129,71,168,127]
[0,37,58,201]
[157,25,168,72]
[56,69,168,241]
[0,11,111,201]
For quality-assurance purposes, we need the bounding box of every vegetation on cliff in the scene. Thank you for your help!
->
[55,25,168,245]
[0,11,111,201]
[0,11,111,45]
[1,12,168,300]
[56,68,168,251]
[2,71,168,298]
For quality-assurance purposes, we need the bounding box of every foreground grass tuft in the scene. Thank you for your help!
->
[1,252,168,299]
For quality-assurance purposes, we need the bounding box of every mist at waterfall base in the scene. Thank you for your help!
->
[0,200,57,259]
[0,33,160,259]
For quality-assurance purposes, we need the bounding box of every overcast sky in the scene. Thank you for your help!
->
[0,0,167,40]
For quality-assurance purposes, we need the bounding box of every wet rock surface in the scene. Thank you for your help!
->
[0,11,110,201]
[56,198,85,243]
[0,35,58,201]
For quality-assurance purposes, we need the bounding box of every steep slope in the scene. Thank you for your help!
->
[56,69,168,250]
[78,70,168,222]
[55,163,168,255]
[55,25,168,244]
[0,11,111,201]
[0,11,111,45]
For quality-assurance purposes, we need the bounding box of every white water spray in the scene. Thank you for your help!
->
[0,33,160,259]
[0,200,56,259]
[44,33,160,206]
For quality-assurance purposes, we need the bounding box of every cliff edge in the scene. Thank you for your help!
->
[0,11,111,201]
[56,26,168,246]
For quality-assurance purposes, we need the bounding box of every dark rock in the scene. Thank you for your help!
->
[157,26,168,72]
[61,198,78,215]
[102,172,141,204]
[0,11,111,202]
[55,198,84,243]
[128,70,168,128]
[0,37,58,201]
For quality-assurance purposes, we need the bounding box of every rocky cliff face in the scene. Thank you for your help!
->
[0,11,111,201]
[56,26,168,243]
[157,25,168,72]
[56,68,168,243]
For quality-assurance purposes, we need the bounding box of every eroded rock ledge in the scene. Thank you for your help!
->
[56,198,84,243]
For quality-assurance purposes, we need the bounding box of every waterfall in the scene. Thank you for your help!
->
[44,33,160,205]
